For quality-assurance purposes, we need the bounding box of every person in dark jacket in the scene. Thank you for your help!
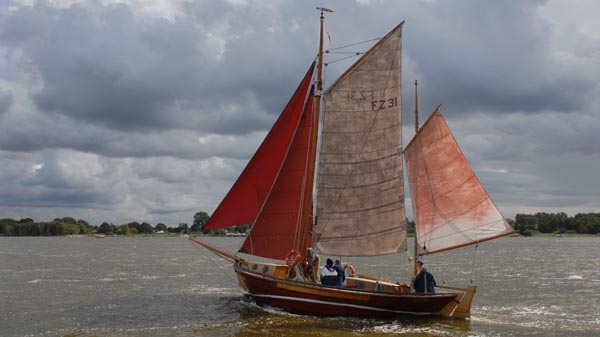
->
[320,258,337,286]
[333,259,345,286]
[413,267,436,293]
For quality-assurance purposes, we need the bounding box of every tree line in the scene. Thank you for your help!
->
[509,212,600,236]
[2,211,599,237]
[0,216,191,236]
[0,211,241,237]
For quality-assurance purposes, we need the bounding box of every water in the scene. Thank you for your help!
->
[1,236,598,336]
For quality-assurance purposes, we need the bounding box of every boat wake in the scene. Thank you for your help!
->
[360,324,458,336]
[473,305,600,333]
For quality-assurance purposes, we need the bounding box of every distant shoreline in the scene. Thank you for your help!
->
[2,233,599,238]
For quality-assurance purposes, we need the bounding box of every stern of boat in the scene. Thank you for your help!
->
[438,285,477,318]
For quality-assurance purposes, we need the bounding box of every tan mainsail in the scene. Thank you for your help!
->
[404,106,514,255]
[314,22,406,256]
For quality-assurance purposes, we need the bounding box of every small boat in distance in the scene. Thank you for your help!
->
[191,8,515,318]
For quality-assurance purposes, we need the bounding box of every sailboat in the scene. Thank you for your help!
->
[190,9,515,318]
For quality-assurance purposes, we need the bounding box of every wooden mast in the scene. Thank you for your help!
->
[412,79,420,277]
[299,7,332,260]
[316,7,331,94]
[414,80,419,134]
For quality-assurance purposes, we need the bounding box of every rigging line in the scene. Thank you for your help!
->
[326,37,381,52]
[246,55,319,254]
[245,62,318,255]
[192,240,243,293]
[419,218,507,244]
[415,140,480,249]
[469,243,479,284]
[292,90,317,251]
[326,54,364,65]
[288,65,319,252]
[295,79,320,251]
[327,51,364,55]
[427,206,476,249]
[421,193,499,247]
[420,206,506,240]
[415,135,438,251]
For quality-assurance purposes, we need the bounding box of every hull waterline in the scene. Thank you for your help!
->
[234,263,470,318]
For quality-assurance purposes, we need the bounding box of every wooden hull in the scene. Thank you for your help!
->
[234,263,474,318]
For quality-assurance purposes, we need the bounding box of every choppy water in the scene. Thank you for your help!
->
[0,236,598,336]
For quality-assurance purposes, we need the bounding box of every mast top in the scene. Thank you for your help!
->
[316,7,333,94]
[316,7,334,13]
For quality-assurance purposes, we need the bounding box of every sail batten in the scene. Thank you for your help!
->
[314,22,406,257]
[405,107,514,256]
[319,179,402,191]
[316,226,405,242]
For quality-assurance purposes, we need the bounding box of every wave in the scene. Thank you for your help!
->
[474,304,599,332]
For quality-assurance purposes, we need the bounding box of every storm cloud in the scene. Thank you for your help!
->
[0,0,598,225]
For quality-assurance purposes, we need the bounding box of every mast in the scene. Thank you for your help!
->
[414,80,419,133]
[413,79,420,277]
[299,7,333,258]
[316,7,332,94]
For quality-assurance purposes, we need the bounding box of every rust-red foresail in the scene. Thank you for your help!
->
[240,89,317,259]
[404,106,514,255]
[203,63,316,233]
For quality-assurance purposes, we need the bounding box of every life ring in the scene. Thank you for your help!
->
[285,249,302,267]
[344,264,356,277]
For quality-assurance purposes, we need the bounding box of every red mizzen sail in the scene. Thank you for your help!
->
[203,63,316,234]
[404,106,514,255]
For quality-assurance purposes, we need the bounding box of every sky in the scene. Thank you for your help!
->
[0,0,599,226]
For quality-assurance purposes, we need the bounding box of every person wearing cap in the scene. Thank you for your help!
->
[417,259,424,272]
[412,261,436,293]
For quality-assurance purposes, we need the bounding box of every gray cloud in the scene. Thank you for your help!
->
[1,1,314,136]
[0,88,12,117]
[404,1,597,117]
[0,0,598,225]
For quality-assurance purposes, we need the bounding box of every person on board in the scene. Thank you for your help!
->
[320,258,338,286]
[416,259,424,273]
[304,247,320,283]
[333,259,346,286]
[413,266,437,293]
